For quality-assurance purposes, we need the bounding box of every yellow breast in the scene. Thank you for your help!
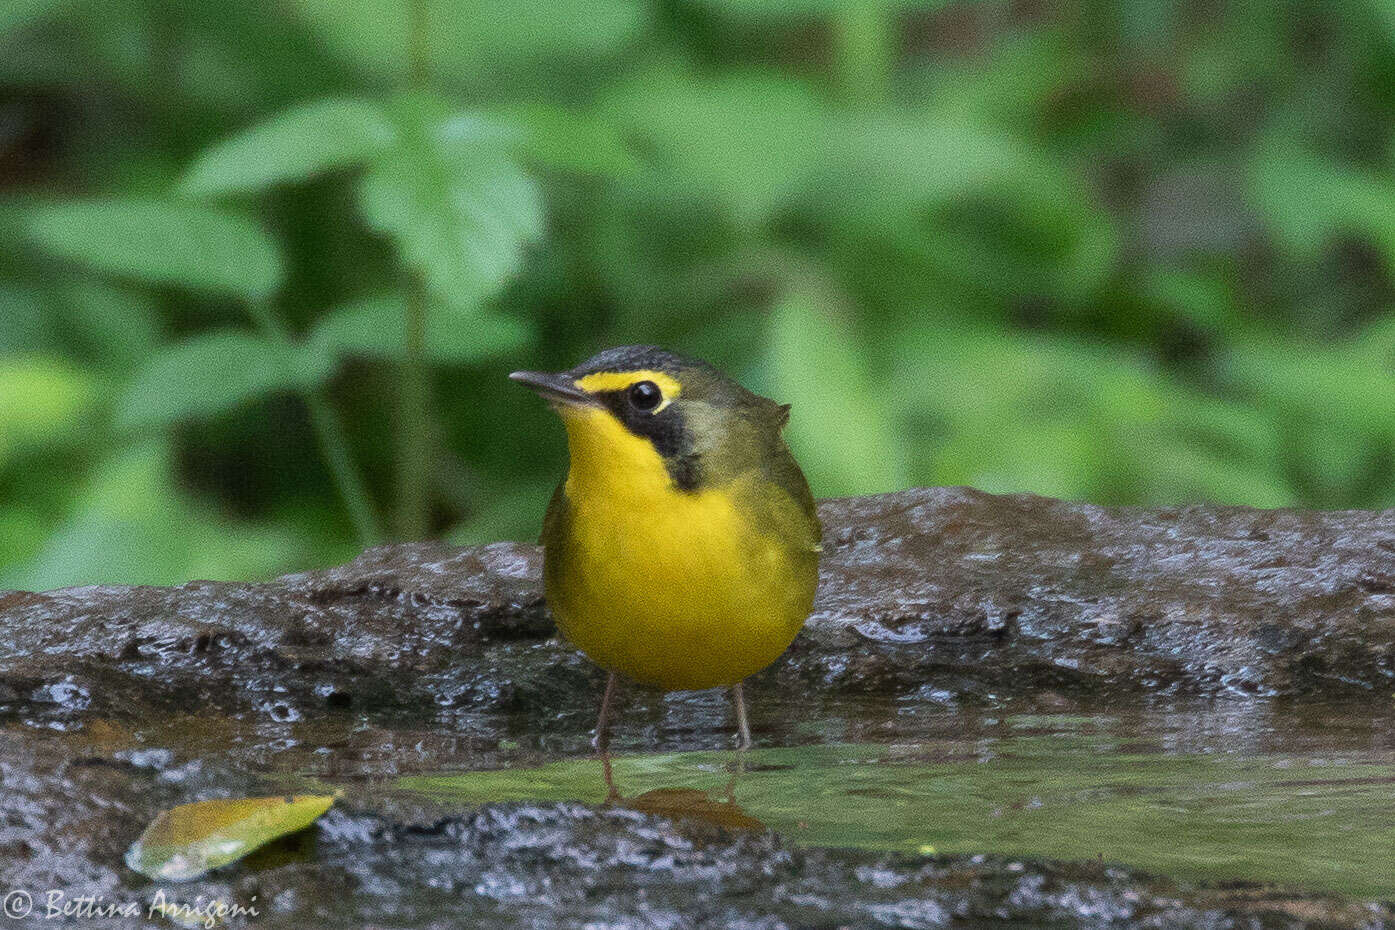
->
[542,405,816,691]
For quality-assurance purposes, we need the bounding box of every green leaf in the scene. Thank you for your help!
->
[762,288,908,496]
[309,296,532,364]
[445,477,554,545]
[116,330,333,429]
[1249,143,1345,257]
[1226,337,1393,437]
[179,97,397,198]
[1250,139,1395,271]
[695,0,950,20]
[695,0,845,16]
[824,110,1116,299]
[26,199,284,300]
[0,0,75,36]
[357,100,544,311]
[1143,268,1237,330]
[877,324,1296,506]
[0,357,96,466]
[0,284,59,355]
[503,103,641,177]
[58,282,162,371]
[291,0,646,84]
[1,442,307,590]
[1371,0,1395,49]
[825,111,1019,206]
[126,794,335,882]
[601,71,827,228]
[1137,442,1294,509]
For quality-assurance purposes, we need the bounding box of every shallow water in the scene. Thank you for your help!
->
[59,692,1395,899]
[377,701,1395,899]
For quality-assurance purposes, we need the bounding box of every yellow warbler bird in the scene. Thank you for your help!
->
[511,346,821,752]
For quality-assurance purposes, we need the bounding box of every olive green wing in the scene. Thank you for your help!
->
[539,481,568,546]
[745,437,822,556]
[538,481,572,599]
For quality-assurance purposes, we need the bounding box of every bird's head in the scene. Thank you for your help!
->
[511,345,788,494]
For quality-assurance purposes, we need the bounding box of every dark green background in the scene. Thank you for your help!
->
[2,1,1392,589]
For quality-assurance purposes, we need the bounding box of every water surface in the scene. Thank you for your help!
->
[385,702,1395,899]
[66,692,1395,898]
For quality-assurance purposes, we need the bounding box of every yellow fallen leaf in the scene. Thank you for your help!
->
[125,794,335,882]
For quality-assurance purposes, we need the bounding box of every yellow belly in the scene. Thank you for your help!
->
[545,481,816,691]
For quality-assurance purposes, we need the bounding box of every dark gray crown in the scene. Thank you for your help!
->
[569,345,717,378]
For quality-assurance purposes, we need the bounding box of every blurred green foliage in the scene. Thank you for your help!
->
[2,0,1394,589]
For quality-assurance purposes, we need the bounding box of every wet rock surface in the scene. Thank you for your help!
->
[126,802,1395,929]
[3,487,1395,927]
[5,730,1394,930]
[4,487,1394,726]
[798,488,1395,699]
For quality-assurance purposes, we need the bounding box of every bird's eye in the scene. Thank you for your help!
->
[627,380,662,411]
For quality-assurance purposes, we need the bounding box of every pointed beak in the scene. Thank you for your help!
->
[509,370,598,407]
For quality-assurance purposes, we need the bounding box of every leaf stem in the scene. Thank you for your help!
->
[394,0,434,541]
[408,0,430,88]
[396,279,431,540]
[833,2,892,106]
[247,303,382,547]
[305,391,383,548]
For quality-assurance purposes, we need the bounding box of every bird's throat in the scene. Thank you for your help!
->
[559,405,674,501]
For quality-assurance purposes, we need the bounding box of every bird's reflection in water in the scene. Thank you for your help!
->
[618,787,765,831]
[599,754,765,832]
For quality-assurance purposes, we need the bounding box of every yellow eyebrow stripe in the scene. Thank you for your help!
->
[575,370,682,397]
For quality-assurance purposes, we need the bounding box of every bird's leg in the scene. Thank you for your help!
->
[601,751,618,802]
[594,671,620,800]
[732,680,752,751]
[593,671,618,751]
